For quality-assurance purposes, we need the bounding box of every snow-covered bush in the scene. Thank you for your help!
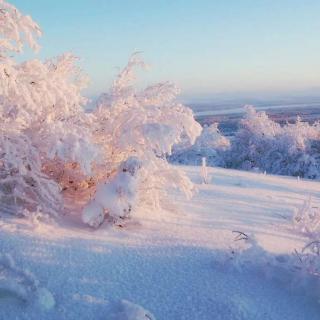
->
[0,1,95,218]
[0,1,201,226]
[223,106,320,178]
[228,232,320,288]
[169,122,229,166]
[294,241,320,278]
[0,130,61,216]
[82,54,202,226]
[0,0,41,55]
[170,106,320,181]
[292,198,320,280]
[293,197,320,239]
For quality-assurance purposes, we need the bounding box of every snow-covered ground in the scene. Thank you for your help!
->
[1,166,320,319]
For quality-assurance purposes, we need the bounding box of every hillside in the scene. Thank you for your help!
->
[0,166,319,319]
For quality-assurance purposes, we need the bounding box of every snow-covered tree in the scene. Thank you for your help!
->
[224,106,320,178]
[169,122,229,166]
[0,0,41,55]
[0,1,96,217]
[173,105,320,180]
[0,1,202,226]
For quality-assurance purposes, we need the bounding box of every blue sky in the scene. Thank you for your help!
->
[10,0,320,100]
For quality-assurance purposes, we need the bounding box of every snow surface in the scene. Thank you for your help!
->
[0,166,320,319]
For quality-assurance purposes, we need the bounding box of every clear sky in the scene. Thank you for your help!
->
[10,0,320,100]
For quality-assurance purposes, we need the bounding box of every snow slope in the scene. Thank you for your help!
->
[0,166,320,319]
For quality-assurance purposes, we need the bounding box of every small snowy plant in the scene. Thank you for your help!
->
[200,157,209,184]
[292,198,320,279]
[294,241,320,278]
[293,197,320,238]
[0,1,202,227]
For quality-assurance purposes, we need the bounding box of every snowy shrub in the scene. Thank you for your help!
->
[0,131,61,216]
[0,1,201,226]
[294,241,320,279]
[170,106,320,181]
[223,106,320,178]
[293,197,320,238]
[292,199,320,279]
[227,232,279,272]
[169,122,229,166]
[228,231,320,292]
[82,54,202,226]
[0,0,41,54]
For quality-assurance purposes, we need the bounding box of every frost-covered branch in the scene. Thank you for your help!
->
[0,1,202,226]
[0,0,41,55]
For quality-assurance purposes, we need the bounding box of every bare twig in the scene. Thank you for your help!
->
[302,240,320,255]
[293,249,303,263]
[232,230,249,241]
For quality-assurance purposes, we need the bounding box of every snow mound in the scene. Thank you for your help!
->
[108,300,156,320]
[36,287,55,310]
[212,294,257,320]
[0,254,37,303]
[0,254,54,310]
[82,157,142,227]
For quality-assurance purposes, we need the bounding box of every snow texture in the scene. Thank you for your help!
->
[108,300,156,320]
[0,166,320,319]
